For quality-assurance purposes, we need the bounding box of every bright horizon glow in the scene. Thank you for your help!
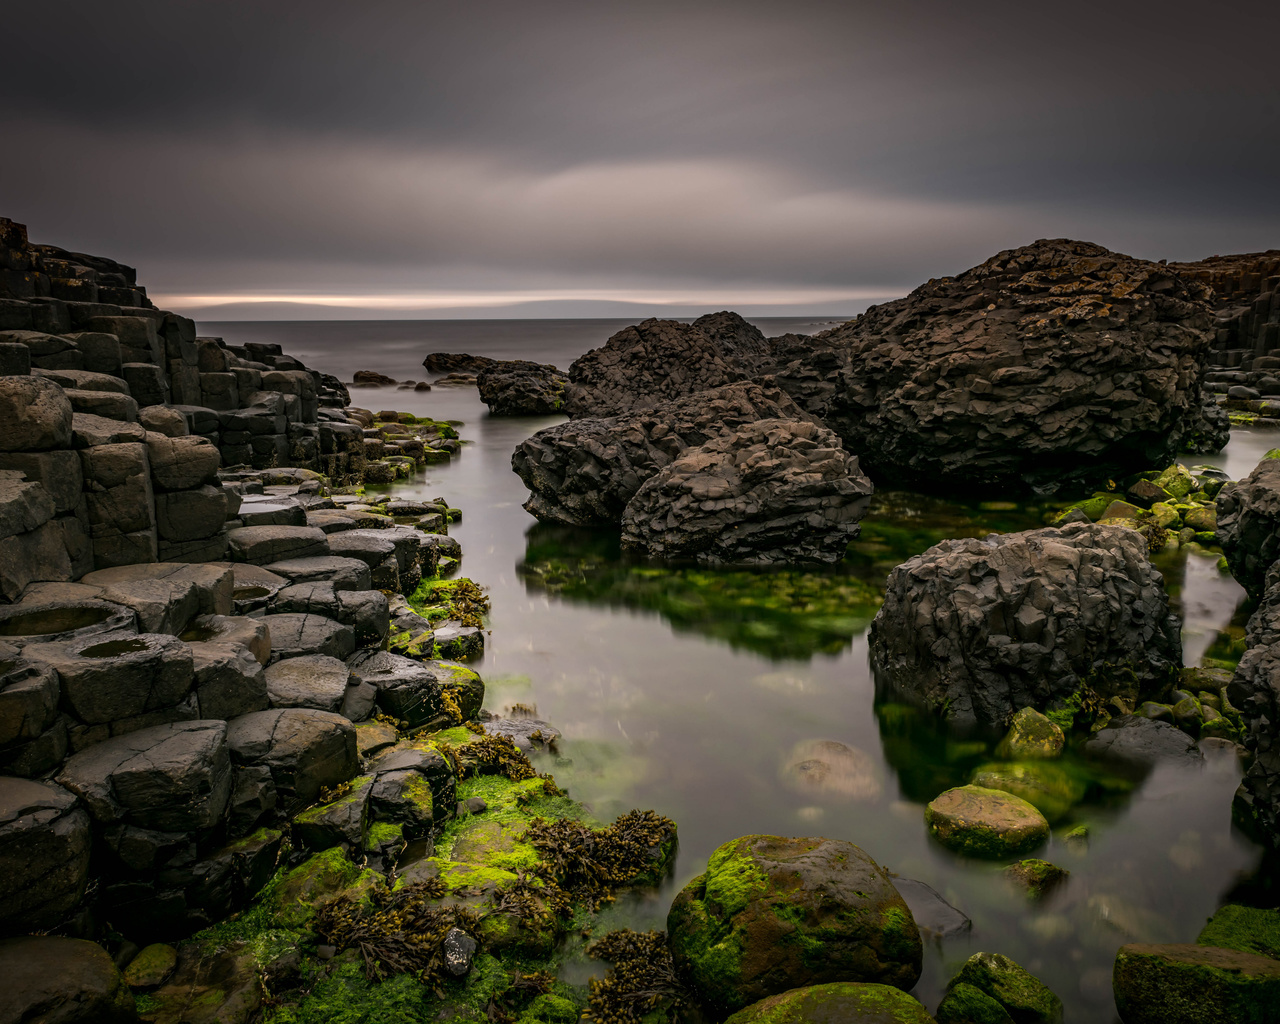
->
[154,285,907,313]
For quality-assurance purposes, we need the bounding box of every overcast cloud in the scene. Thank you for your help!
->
[3,0,1277,317]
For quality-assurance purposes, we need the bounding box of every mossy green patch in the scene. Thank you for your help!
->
[1198,905,1280,959]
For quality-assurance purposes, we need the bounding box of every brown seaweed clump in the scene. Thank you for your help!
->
[585,930,687,1024]
[523,810,677,907]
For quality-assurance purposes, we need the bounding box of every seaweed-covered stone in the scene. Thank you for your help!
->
[476,360,568,415]
[995,708,1064,759]
[141,942,261,1024]
[513,380,808,527]
[1113,943,1280,1024]
[1217,458,1280,599]
[0,935,135,1024]
[925,786,1049,858]
[347,651,483,729]
[292,775,372,852]
[869,523,1181,726]
[935,951,1062,1024]
[1197,905,1280,959]
[723,982,935,1023]
[0,778,92,931]
[667,834,922,1016]
[807,239,1212,494]
[620,418,874,566]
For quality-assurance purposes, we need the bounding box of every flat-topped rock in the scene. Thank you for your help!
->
[70,412,146,447]
[227,564,288,613]
[227,525,328,565]
[325,529,398,568]
[0,593,136,645]
[82,562,233,620]
[180,614,271,665]
[262,555,371,591]
[0,778,92,931]
[1083,715,1204,768]
[64,388,138,422]
[57,720,231,831]
[1114,943,1280,1024]
[33,367,131,394]
[265,654,350,712]
[260,613,354,662]
[925,785,1050,858]
[237,495,306,528]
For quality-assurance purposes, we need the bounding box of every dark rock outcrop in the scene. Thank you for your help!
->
[808,239,1213,494]
[1217,457,1280,599]
[422,353,496,375]
[1228,643,1280,847]
[869,523,1181,726]
[620,418,873,565]
[0,935,136,1023]
[512,381,809,526]
[0,778,92,931]
[476,360,568,415]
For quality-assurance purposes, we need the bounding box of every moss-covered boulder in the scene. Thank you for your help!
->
[935,952,1061,1024]
[995,708,1064,760]
[138,943,261,1024]
[967,763,1087,822]
[1197,904,1280,959]
[925,786,1049,858]
[123,943,178,989]
[272,846,380,928]
[1003,859,1068,901]
[667,835,922,1016]
[724,982,935,1023]
[1113,943,1280,1024]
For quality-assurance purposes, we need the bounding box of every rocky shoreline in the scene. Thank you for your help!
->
[4,219,1280,1023]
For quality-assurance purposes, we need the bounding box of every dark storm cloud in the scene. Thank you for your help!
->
[2,0,1276,314]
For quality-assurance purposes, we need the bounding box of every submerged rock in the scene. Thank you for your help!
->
[780,739,883,800]
[1112,943,1280,1024]
[809,238,1212,494]
[724,982,935,1023]
[925,785,1050,858]
[667,834,921,1016]
[869,523,1181,726]
[1003,858,1069,900]
[620,418,873,565]
[996,707,1065,759]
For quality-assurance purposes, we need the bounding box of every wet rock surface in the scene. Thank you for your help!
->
[0,935,136,1023]
[476,360,568,415]
[925,785,1050,858]
[724,982,936,1023]
[1217,457,1280,599]
[620,418,874,566]
[870,523,1181,726]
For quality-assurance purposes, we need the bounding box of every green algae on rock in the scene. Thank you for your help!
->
[925,786,1049,858]
[724,981,936,1023]
[968,762,1088,823]
[1197,904,1280,959]
[123,943,179,989]
[666,835,921,1017]
[1113,943,1280,1024]
[1002,859,1069,901]
[995,708,1064,760]
[935,951,1062,1024]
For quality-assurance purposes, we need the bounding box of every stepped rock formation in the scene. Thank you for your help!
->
[808,239,1214,494]
[869,523,1182,726]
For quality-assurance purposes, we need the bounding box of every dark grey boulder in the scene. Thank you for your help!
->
[0,778,92,931]
[870,523,1182,726]
[269,581,343,619]
[338,589,390,647]
[890,877,971,941]
[24,632,194,727]
[1227,643,1280,848]
[0,936,135,1024]
[431,621,485,660]
[261,613,354,662]
[262,555,371,591]
[82,563,234,624]
[1217,458,1280,600]
[513,381,809,527]
[236,495,306,527]
[476,360,568,415]
[1083,715,1204,768]
[144,433,220,492]
[265,654,350,712]
[0,375,73,452]
[70,412,146,448]
[227,766,276,838]
[347,650,456,728]
[57,720,232,832]
[227,525,328,566]
[190,641,270,720]
[225,708,358,808]
[180,614,271,666]
[369,743,457,826]
[621,418,873,566]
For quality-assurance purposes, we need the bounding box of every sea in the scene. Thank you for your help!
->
[200,316,1275,1022]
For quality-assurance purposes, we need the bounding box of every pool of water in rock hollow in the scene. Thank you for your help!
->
[207,319,1277,1021]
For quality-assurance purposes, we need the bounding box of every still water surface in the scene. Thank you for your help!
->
[207,319,1274,1021]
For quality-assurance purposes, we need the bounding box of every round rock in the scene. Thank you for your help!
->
[724,983,935,1024]
[925,785,1050,858]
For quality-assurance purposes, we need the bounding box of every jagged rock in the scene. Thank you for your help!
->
[0,778,92,931]
[869,523,1181,726]
[620,417,873,565]
[513,381,810,526]
[57,721,232,831]
[225,708,358,808]
[1217,457,1280,599]
[260,613,354,662]
[0,936,136,1024]
[809,239,1213,494]
[668,834,921,1015]
[368,743,456,827]
[0,653,60,752]
[563,312,771,418]
[0,375,74,452]
[1227,644,1280,847]
[476,360,568,415]
[346,650,469,728]
[423,352,496,375]
[24,632,194,727]
[1183,395,1231,454]
[265,654,350,712]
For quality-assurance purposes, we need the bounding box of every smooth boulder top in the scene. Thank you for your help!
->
[723,982,935,1023]
[0,935,136,1024]
[1113,943,1280,1024]
[925,785,1050,858]
[227,525,329,566]
[265,654,350,712]
[1083,715,1204,768]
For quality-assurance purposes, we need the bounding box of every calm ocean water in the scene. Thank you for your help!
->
[200,316,1272,1022]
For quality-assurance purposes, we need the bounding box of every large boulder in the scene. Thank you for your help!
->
[724,983,935,1024]
[806,239,1212,494]
[0,936,136,1023]
[563,312,772,419]
[56,721,232,832]
[0,778,92,931]
[869,523,1181,726]
[667,834,921,1016]
[225,708,358,809]
[925,785,1050,858]
[1113,943,1280,1024]
[620,418,873,565]
[476,360,568,415]
[934,951,1062,1024]
[0,375,74,452]
[1217,457,1280,600]
[513,381,810,527]
[345,650,482,728]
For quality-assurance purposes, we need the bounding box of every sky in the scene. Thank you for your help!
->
[3,0,1277,319]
